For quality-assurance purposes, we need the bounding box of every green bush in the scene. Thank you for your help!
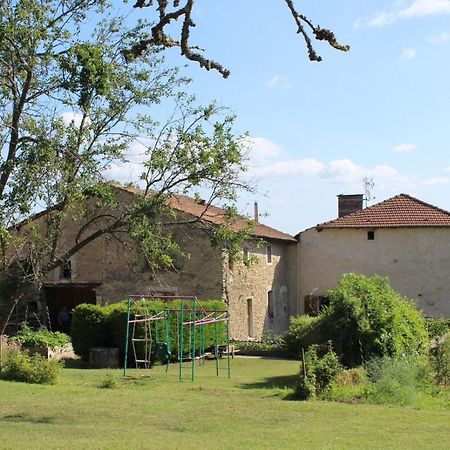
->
[432,334,450,387]
[72,299,228,365]
[285,315,320,357]
[426,317,450,341]
[0,349,61,384]
[295,343,343,400]
[71,304,110,360]
[287,274,428,367]
[10,324,70,348]
[363,356,431,406]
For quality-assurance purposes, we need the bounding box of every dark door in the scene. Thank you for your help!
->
[44,285,96,332]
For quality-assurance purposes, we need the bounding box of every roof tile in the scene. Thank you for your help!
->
[318,194,450,229]
[115,185,296,242]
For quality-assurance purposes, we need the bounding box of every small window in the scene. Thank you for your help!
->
[266,245,272,264]
[367,230,375,240]
[247,298,254,338]
[268,290,274,319]
[60,260,72,280]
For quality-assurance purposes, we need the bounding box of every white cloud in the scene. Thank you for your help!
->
[103,138,151,183]
[426,31,450,43]
[266,75,294,90]
[61,111,88,127]
[400,0,450,18]
[249,155,400,187]
[245,137,283,165]
[402,48,417,59]
[249,158,325,179]
[418,177,450,186]
[356,0,450,28]
[392,143,417,152]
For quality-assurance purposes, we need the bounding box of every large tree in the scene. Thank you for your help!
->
[0,0,251,333]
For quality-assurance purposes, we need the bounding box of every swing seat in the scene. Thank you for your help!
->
[156,342,171,363]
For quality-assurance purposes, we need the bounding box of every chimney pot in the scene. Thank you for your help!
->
[337,194,363,217]
[254,202,259,223]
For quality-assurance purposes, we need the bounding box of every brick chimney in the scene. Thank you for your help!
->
[337,194,363,217]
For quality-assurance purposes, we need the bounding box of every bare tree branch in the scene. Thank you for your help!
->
[124,0,349,77]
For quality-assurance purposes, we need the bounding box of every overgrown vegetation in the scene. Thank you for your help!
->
[0,348,61,384]
[295,343,343,400]
[286,274,449,406]
[10,324,70,348]
[432,334,450,388]
[286,274,428,366]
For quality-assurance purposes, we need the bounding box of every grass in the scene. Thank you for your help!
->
[1,357,450,449]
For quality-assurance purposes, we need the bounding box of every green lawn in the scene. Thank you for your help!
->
[1,357,449,449]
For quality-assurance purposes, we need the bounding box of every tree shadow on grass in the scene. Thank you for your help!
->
[1,413,56,424]
[239,374,298,400]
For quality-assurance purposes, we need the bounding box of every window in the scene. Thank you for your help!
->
[266,244,272,264]
[60,260,72,280]
[247,298,254,338]
[367,230,375,240]
[267,290,274,319]
[304,295,329,316]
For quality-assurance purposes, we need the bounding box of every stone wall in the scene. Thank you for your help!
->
[224,239,297,341]
[299,227,450,317]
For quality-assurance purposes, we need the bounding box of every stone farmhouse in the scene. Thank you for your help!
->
[38,185,297,341]
[298,193,450,318]
[5,188,450,341]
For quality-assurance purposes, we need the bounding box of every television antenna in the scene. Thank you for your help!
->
[363,177,375,207]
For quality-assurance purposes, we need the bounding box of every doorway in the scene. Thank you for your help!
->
[44,285,97,332]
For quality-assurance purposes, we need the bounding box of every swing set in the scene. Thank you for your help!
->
[123,295,232,381]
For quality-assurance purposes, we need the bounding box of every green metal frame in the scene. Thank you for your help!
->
[123,295,231,381]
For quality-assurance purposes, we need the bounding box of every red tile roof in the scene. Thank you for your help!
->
[318,194,450,229]
[115,185,296,242]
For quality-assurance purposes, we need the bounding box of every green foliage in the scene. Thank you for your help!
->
[234,335,286,355]
[71,300,227,365]
[426,317,450,341]
[295,343,343,400]
[0,349,61,384]
[98,373,117,389]
[287,274,429,366]
[432,334,450,387]
[363,356,433,407]
[0,0,251,336]
[71,304,110,360]
[284,315,320,357]
[10,324,70,348]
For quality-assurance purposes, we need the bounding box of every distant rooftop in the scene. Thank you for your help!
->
[317,194,450,229]
[115,184,296,242]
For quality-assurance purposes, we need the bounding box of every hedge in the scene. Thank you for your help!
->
[71,299,227,365]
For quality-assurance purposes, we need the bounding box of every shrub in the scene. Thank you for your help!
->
[432,334,450,387]
[10,324,70,348]
[71,304,110,360]
[305,274,428,366]
[295,343,343,400]
[98,373,117,389]
[285,315,320,357]
[363,356,430,406]
[0,349,61,384]
[426,317,450,341]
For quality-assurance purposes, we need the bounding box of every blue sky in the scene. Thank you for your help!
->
[112,1,450,235]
